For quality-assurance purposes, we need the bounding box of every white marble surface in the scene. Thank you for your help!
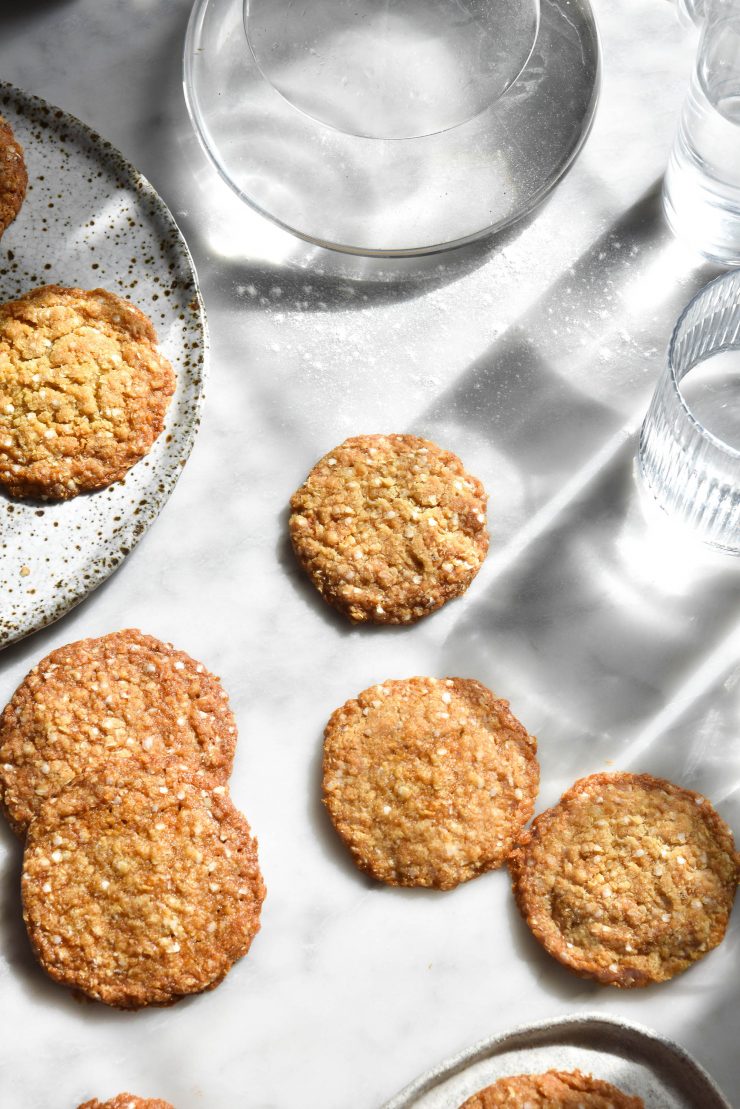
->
[1,2,739,1107]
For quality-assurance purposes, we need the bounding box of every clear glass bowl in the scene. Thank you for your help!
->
[183,0,600,256]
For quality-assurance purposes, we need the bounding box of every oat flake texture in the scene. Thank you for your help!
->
[77,1096,174,1109]
[323,677,538,890]
[22,768,265,1009]
[0,629,238,836]
[458,1068,644,1107]
[0,113,26,237]
[0,285,175,500]
[290,434,488,624]
[509,772,739,987]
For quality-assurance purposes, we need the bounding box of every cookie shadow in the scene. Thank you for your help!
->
[502,888,602,1004]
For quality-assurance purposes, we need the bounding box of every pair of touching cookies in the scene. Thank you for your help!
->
[0,119,174,501]
[322,676,738,988]
[0,630,265,1009]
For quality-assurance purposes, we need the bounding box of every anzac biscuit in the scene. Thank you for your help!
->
[78,1097,174,1109]
[0,284,175,499]
[0,629,238,836]
[289,434,488,624]
[459,1069,643,1108]
[23,768,265,1009]
[509,772,739,987]
[323,677,538,889]
[0,115,27,237]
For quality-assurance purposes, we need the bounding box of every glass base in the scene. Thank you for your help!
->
[184,0,599,256]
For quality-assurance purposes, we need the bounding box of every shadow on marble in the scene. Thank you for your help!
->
[0,0,77,27]
[502,889,599,1004]
[195,195,554,309]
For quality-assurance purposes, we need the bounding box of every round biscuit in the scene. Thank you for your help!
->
[0,629,238,836]
[0,114,27,237]
[509,772,739,987]
[23,767,265,1009]
[289,434,488,624]
[323,677,538,890]
[78,1097,174,1109]
[458,1069,643,1107]
[0,284,175,499]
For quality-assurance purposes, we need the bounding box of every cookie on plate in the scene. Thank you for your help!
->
[0,285,175,499]
[323,677,538,889]
[459,1068,643,1107]
[289,434,488,624]
[78,1096,174,1109]
[0,114,27,238]
[509,772,739,987]
[0,629,238,837]
[23,767,265,1009]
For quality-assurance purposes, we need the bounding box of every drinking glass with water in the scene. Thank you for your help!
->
[663,0,740,265]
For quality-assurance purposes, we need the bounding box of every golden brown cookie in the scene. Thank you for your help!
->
[0,629,238,836]
[23,767,265,1009]
[458,1069,643,1108]
[289,434,488,624]
[0,114,27,238]
[0,284,175,500]
[78,1096,174,1109]
[323,677,538,889]
[509,772,739,987]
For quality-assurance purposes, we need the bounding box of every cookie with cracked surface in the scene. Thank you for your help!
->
[78,1096,174,1109]
[509,772,739,987]
[0,114,27,238]
[289,434,488,624]
[0,629,238,836]
[0,284,175,499]
[458,1069,643,1107]
[323,677,538,889]
[23,767,265,1009]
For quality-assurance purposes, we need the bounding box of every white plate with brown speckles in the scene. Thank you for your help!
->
[0,81,206,648]
[384,1015,732,1108]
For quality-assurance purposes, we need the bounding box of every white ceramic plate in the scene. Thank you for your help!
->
[0,82,206,649]
[384,1015,733,1109]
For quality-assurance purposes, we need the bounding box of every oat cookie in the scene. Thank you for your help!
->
[323,677,538,889]
[510,772,739,987]
[0,629,238,836]
[78,1096,174,1109]
[289,434,488,624]
[0,114,27,238]
[0,284,175,499]
[459,1069,643,1108]
[23,767,265,1009]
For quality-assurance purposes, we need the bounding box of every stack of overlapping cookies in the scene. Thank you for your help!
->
[0,630,265,1014]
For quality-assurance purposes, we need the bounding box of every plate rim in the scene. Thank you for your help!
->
[381,1012,733,1109]
[0,79,208,650]
[182,0,602,258]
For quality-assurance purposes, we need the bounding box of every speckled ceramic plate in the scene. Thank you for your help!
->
[0,82,206,648]
[384,1015,732,1109]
